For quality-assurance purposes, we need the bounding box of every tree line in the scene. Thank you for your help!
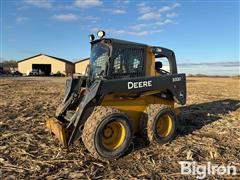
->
[0,60,17,68]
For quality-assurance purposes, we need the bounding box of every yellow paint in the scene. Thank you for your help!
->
[145,47,169,77]
[75,59,89,74]
[101,94,174,133]
[45,117,67,147]
[145,47,156,77]
[18,54,74,75]
[102,121,126,150]
[157,114,173,137]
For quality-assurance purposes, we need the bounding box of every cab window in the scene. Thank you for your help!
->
[112,48,145,78]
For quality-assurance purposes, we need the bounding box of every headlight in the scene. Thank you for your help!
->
[156,48,162,53]
[97,30,105,38]
[89,34,95,41]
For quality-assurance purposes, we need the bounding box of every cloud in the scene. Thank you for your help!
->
[105,29,149,36]
[130,19,173,32]
[159,3,180,13]
[130,23,150,31]
[52,14,99,23]
[91,2,179,37]
[122,0,130,3]
[166,12,178,18]
[173,3,181,8]
[91,27,162,36]
[17,6,29,10]
[24,0,52,8]
[52,14,79,21]
[159,6,171,13]
[111,9,126,14]
[74,0,102,8]
[16,16,28,23]
[84,16,99,21]
[115,0,130,4]
[138,6,152,14]
[138,2,150,8]
[101,8,126,14]
[155,19,173,26]
[138,12,161,20]
[54,4,78,11]
[137,2,153,14]
[138,3,180,21]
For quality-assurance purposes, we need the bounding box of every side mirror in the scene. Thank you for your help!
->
[155,61,162,69]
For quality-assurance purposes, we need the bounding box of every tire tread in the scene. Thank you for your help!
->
[140,104,174,143]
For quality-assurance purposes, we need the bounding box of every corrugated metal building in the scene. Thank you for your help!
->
[75,58,89,75]
[18,54,74,76]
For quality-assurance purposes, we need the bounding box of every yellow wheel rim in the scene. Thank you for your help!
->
[156,114,173,137]
[102,121,126,150]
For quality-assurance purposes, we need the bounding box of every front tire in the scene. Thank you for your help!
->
[82,106,132,160]
[140,104,177,144]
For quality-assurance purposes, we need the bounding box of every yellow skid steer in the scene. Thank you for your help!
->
[46,31,186,160]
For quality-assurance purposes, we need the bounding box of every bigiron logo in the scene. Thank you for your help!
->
[179,161,237,179]
[128,80,152,89]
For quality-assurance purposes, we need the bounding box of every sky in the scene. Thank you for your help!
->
[1,0,239,63]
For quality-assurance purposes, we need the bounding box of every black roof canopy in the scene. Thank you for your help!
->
[91,38,148,47]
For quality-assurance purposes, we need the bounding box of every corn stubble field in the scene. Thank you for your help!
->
[0,77,239,179]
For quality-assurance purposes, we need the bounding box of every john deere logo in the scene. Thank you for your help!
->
[128,80,152,89]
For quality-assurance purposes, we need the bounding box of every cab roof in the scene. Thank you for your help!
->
[91,38,148,47]
[91,38,174,54]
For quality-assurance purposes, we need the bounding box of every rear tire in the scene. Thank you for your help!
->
[82,106,132,160]
[140,104,177,144]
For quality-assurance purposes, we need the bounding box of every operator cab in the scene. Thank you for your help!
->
[88,31,177,80]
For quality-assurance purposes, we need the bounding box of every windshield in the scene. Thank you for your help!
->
[90,43,109,78]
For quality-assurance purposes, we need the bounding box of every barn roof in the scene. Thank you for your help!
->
[18,54,74,64]
[74,58,89,64]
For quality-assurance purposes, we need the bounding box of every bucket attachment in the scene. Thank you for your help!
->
[46,117,68,147]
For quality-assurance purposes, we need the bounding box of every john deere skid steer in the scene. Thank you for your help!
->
[46,31,186,160]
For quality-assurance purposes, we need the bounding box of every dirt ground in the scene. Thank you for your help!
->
[0,77,239,179]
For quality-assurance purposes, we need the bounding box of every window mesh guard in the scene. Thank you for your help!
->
[111,48,145,79]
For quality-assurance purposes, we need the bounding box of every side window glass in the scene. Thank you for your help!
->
[155,57,170,73]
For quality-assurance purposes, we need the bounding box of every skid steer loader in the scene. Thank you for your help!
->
[46,31,186,160]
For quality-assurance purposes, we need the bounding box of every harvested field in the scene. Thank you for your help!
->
[0,77,240,179]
